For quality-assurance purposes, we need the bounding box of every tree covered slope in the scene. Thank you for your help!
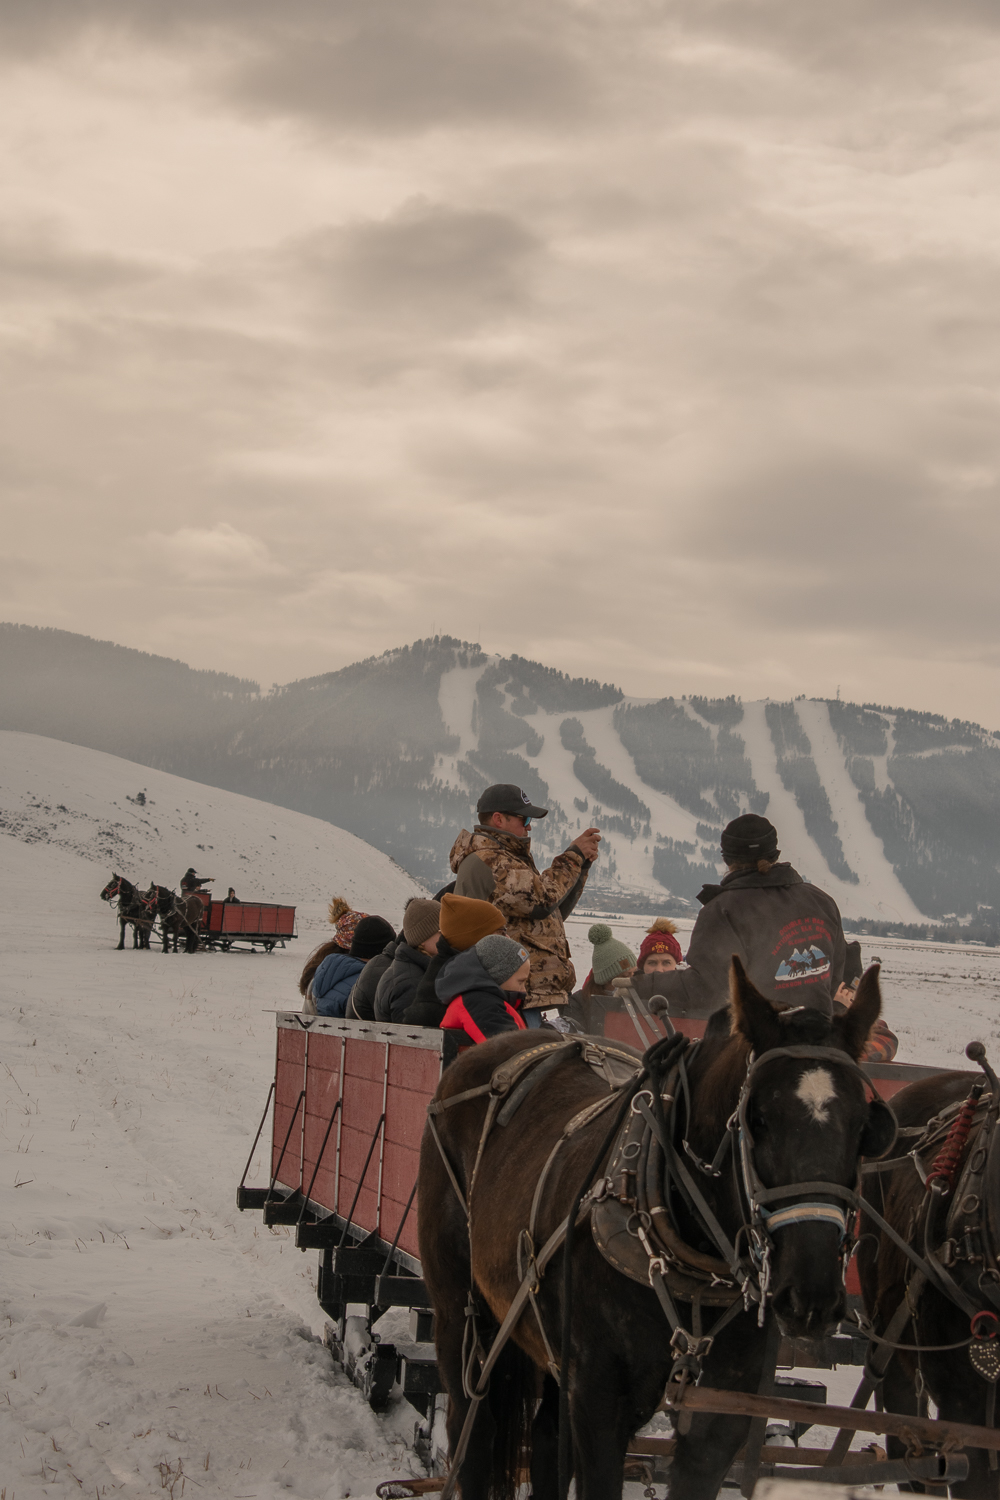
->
[3,623,998,925]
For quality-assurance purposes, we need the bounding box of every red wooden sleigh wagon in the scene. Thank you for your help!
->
[191,892,297,952]
[238,998,954,1486]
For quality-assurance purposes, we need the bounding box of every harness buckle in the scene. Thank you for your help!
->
[590,1176,612,1204]
[669,1326,714,1363]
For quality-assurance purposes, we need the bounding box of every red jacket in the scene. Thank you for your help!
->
[436,949,527,1044]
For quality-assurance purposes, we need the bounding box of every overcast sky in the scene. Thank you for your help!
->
[2,2,1000,723]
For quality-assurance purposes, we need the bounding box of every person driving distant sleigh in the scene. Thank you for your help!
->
[450,783,600,1025]
[650,813,847,1017]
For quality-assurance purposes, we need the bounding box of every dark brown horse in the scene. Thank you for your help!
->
[859,1057,1000,1499]
[419,962,895,1500]
[99,874,155,949]
[146,883,203,953]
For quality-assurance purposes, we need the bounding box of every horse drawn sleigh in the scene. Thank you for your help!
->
[100,874,297,953]
[238,966,1000,1498]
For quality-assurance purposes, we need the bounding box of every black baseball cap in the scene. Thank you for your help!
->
[477,783,548,821]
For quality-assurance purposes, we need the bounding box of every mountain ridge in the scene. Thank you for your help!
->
[3,622,998,927]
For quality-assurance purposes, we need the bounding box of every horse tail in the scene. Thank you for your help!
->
[485,1336,536,1500]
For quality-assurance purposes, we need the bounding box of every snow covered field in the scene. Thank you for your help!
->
[3,736,1000,1496]
[1,738,425,1499]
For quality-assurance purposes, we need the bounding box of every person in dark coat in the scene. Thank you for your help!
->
[180,867,212,892]
[347,933,401,1020]
[403,893,506,1027]
[437,934,529,1044]
[312,915,395,1018]
[374,899,441,1023]
[650,814,847,1017]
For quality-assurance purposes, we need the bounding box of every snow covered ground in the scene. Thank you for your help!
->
[0,739,425,1499]
[4,737,1000,1496]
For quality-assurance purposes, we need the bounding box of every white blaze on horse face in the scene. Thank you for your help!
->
[796,1067,837,1124]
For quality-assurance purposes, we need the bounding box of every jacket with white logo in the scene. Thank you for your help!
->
[652,864,846,1016]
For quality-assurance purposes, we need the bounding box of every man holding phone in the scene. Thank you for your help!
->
[449,784,600,1026]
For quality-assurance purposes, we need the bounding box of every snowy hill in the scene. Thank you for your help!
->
[0,731,425,922]
[3,741,1000,1492]
[0,753,428,1496]
[5,627,1000,925]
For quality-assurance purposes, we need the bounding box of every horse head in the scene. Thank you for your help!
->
[726,956,896,1341]
[100,874,121,903]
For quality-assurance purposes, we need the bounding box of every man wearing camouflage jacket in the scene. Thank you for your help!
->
[450,783,600,1017]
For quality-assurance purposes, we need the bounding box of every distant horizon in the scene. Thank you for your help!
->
[4,619,995,732]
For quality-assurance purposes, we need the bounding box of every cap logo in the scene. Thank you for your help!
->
[521,789,530,804]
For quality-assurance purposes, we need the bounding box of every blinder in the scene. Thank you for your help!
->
[861,1097,899,1161]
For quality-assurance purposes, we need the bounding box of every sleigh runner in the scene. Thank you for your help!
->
[238,984,999,1496]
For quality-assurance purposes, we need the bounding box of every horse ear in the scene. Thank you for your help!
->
[836,965,882,1061]
[729,956,783,1053]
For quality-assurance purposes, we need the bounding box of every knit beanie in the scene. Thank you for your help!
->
[334,909,366,950]
[637,917,683,970]
[440,893,505,950]
[403,898,441,948]
[350,915,396,962]
[589,923,637,986]
[475,933,529,987]
[720,814,779,864]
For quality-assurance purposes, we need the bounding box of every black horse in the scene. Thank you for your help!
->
[859,1051,1000,1499]
[99,874,155,950]
[145,883,203,953]
[418,961,896,1500]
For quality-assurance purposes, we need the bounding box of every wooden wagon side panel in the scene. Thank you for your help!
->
[382,1045,442,1260]
[273,1027,306,1190]
[338,1038,388,1236]
[302,1032,343,1213]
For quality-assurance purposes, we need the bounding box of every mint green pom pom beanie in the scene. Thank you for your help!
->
[588,923,637,985]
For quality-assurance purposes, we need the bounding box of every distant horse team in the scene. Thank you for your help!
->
[100,874,203,953]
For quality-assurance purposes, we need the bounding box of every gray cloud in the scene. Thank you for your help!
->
[0,0,595,131]
[292,201,540,336]
[2,3,1000,719]
[228,6,592,132]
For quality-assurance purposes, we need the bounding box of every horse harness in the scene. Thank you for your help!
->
[427,1029,890,1497]
[106,877,157,925]
[862,1048,1000,1385]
